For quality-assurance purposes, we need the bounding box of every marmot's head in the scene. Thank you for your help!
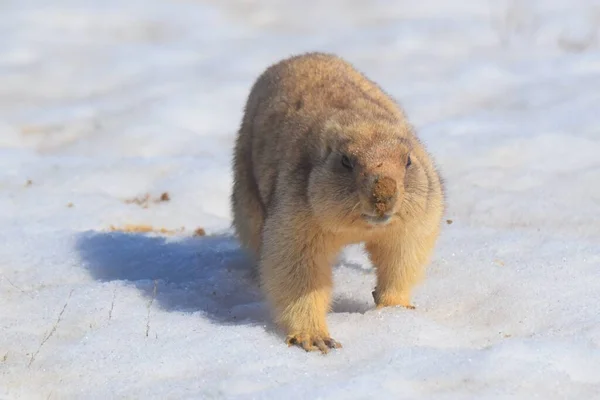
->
[307,117,429,230]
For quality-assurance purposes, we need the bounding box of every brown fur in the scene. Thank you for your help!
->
[230,52,445,354]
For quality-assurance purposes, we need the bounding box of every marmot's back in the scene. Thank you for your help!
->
[245,52,402,129]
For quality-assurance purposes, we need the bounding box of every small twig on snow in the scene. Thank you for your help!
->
[145,280,158,337]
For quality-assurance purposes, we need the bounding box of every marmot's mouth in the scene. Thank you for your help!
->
[361,213,392,226]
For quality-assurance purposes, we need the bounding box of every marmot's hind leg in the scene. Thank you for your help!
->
[231,128,265,267]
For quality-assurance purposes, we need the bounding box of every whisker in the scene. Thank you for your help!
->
[350,200,361,214]
[343,200,362,224]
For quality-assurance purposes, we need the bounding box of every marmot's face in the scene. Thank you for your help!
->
[308,123,426,230]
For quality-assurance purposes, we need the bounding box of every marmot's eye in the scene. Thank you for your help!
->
[341,155,353,170]
[406,155,412,168]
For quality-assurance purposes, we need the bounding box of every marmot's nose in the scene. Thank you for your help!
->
[371,175,398,216]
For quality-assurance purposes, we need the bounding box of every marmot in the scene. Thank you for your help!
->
[230,52,445,354]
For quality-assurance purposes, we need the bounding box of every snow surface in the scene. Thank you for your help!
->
[1,0,600,398]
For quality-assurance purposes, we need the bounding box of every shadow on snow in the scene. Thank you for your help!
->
[76,230,373,328]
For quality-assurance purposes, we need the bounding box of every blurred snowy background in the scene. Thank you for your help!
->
[1,0,599,398]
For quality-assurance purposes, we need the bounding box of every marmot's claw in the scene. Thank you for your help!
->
[374,301,416,310]
[286,333,342,354]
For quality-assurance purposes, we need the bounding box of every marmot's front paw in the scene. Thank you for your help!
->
[286,333,342,354]
[372,289,415,309]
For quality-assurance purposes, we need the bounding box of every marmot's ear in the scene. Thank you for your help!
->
[319,143,333,161]
[320,119,342,160]
[312,136,332,161]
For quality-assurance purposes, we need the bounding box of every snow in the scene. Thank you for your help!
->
[1,0,600,398]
